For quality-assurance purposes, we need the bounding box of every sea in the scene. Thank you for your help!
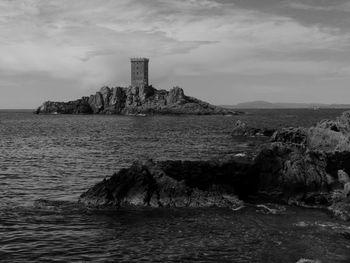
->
[1,109,350,263]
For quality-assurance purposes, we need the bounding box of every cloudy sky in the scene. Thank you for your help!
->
[1,0,350,108]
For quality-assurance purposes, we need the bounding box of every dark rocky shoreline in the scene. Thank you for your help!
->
[79,158,253,209]
[35,86,240,115]
[79,111,350,221]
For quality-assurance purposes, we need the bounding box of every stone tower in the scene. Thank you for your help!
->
[130,58,149,87]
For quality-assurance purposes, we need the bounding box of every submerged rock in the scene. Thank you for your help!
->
[231,120,275,137]
[328,201,350,221]
[35,86,239,115]
[79,159,253,209]
[296,259,321,263]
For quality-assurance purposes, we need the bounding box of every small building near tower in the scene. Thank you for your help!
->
[130,58,149,87]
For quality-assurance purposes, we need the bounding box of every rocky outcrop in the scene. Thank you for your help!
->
[231,120,276,137]
[79,111,350,220]
[35,97,93,114]
[254,143,349,204]
[35,86,239,115]
[254,111,350,219]
[79,158,253,209]
[270,127,308,145]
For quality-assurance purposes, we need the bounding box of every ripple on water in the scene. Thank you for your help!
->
[1,110,350,262]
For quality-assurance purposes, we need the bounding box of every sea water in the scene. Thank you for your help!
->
[0,109,349,262]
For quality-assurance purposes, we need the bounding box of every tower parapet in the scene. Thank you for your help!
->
[130,58,149,87]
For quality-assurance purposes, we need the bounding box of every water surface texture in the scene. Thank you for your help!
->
[1,109,350,262]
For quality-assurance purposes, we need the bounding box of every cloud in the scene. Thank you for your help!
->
[0,0,348,76]
[0,0,219,88]
[0,0,350,107]
[286,0,350,12]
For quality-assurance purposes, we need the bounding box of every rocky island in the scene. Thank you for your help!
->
[35,57,239,115]
[35,86,239,115]
[80,111,350,221]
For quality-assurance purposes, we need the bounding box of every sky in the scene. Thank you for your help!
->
[1,0,350,108]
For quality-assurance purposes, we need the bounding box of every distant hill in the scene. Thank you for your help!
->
[224,100,350,109]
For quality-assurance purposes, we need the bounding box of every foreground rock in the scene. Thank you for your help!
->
[79,159,252,209]
[254,143,350,204]
[80,111,350,220]
[35,86,239,115]
[270,127,308,145]
[254,111,350,220]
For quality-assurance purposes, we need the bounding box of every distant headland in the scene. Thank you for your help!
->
[35,58,240,115]
[226,100,350,109]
